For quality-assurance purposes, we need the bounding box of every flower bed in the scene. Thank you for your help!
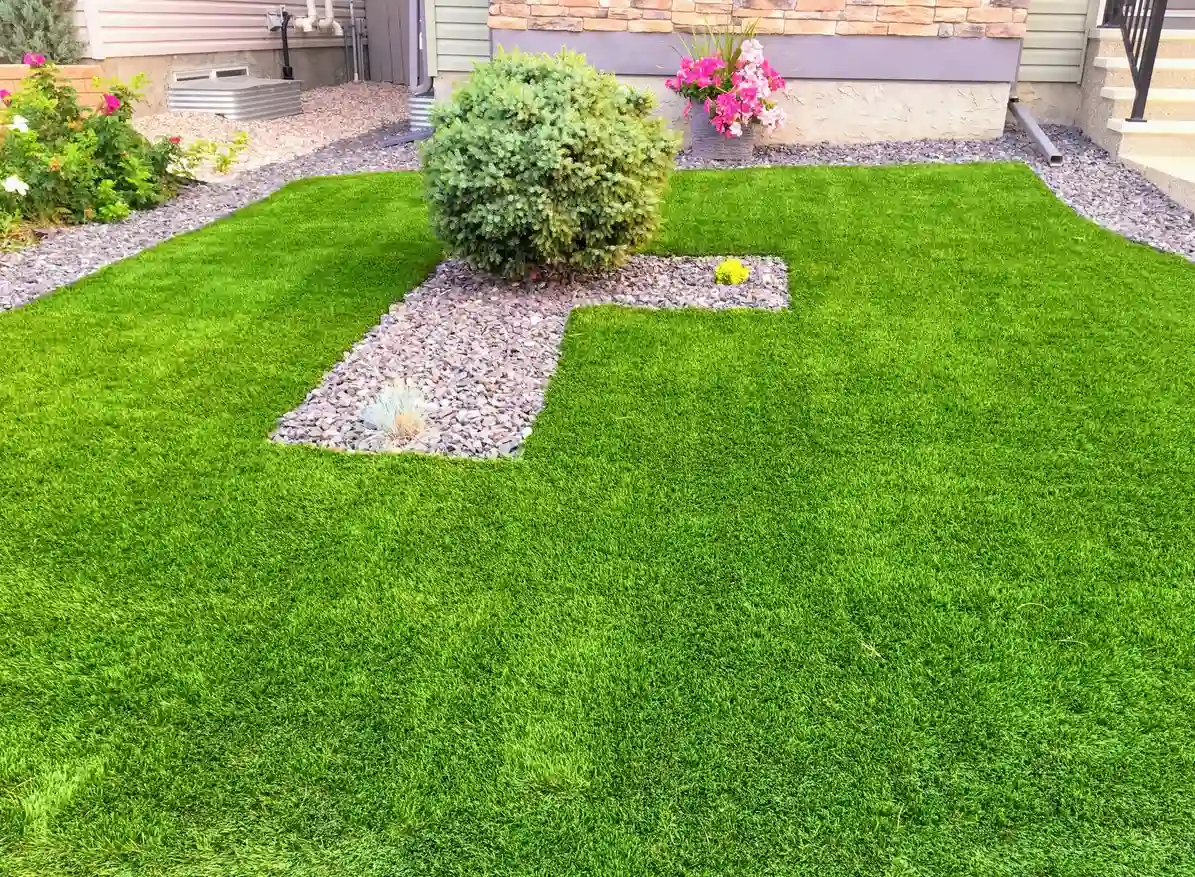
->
[0,55,220,246]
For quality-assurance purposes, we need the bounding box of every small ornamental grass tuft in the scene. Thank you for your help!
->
[715,257,750,285]
[421,50,680,279]
[361,379,427,443]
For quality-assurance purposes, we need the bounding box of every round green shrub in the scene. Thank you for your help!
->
[421,50,680,278]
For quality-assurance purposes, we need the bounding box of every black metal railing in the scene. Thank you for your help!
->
[1103,0,1170,121]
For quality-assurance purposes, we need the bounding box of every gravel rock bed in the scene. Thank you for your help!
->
[134,82,409,183]
[0,127,420,313]
[271,256,789,458]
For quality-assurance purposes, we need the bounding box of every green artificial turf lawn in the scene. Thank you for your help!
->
[2,164,1195,876]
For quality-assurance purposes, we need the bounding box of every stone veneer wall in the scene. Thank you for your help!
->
[487,0,1029,40]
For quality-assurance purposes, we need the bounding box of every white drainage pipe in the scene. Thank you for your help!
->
[295,0,317,32]
[320,0,343,35]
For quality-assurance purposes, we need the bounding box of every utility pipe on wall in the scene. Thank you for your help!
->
[295,0,317,32]
[320,0,344,36]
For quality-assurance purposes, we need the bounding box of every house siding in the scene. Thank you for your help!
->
[433,0,489,73]
[1019,0,1097,82]
[84,0,364,58]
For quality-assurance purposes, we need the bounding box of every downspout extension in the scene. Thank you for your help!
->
[1008,98,1063,167]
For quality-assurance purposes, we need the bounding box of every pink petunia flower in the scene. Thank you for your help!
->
[23,53,46,68]
[101,93,122,115]
[0,89,10,105]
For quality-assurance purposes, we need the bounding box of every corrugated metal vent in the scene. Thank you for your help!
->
[166,75,302,122]
[172,66,251,83]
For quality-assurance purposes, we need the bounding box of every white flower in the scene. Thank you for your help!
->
[3,174,29,196]
[739,39,764,65]
[759,106,787,131]
[729,121,743,138]
[8,114,29,134]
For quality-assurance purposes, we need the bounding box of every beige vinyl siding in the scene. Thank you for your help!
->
[432,0,489,74]
[90,0,364,58]
[1019,0,1094,82]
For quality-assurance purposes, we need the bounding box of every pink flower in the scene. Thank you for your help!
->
[169,135,181,144]
[0,89,9,105]
[22,53,46,68]
[101,93,121,115]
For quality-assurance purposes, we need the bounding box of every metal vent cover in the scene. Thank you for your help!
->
[166,76,302,122]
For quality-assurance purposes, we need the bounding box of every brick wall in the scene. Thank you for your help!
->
[487,0,1028,38]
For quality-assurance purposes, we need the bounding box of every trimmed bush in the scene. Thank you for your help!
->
[421,50,680,278]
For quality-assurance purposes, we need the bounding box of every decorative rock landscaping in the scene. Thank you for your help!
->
[271,256,789,458]
[133,82,410,183]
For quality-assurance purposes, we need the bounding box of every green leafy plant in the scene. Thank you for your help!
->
[680,18,759,67]
[714,257,750,285]
[0,0,81,63]
[182,131,250,175]
[0,61,222,244]
[421,49,680,278]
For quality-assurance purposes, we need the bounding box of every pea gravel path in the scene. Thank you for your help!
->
[271,256,789,458]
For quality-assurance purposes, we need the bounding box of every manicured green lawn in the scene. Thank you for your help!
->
[2,165,1195,876]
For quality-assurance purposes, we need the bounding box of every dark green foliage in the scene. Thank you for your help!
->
[3,167,1195,875]
[0,0,81,64]
[421,50,679,277]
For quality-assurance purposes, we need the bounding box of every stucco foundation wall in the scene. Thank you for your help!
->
[1012,80,1080,124]
[436,71,1010,143]
[630,76,1012,143]
[94,47,348,114]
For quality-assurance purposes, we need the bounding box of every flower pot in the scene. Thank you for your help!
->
[688,111,755,162]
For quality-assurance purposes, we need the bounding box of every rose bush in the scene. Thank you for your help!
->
[0,57,239,244]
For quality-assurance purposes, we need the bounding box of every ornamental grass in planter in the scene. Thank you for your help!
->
[666,30,787,162]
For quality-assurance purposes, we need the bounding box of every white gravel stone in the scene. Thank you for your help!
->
[270,256,789,458]
[133,82,409,183]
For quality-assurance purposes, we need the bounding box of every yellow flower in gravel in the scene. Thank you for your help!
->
[714,258,750,286]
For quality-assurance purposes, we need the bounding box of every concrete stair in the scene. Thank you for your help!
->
[1081,27,1195,212]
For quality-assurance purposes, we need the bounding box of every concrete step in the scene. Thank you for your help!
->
[1093,27,1195,59]
[1106,118,1195,157]
[1092,56,1195,87]
[1123,155,1195,212]
[1100,86,1195,120]
[1166,10,1195,29]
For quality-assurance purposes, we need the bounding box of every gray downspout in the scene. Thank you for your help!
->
[1008,99,1063,166]
[1007,37,1063,166]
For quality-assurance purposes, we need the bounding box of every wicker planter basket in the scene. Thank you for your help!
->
[689,111,756,162]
